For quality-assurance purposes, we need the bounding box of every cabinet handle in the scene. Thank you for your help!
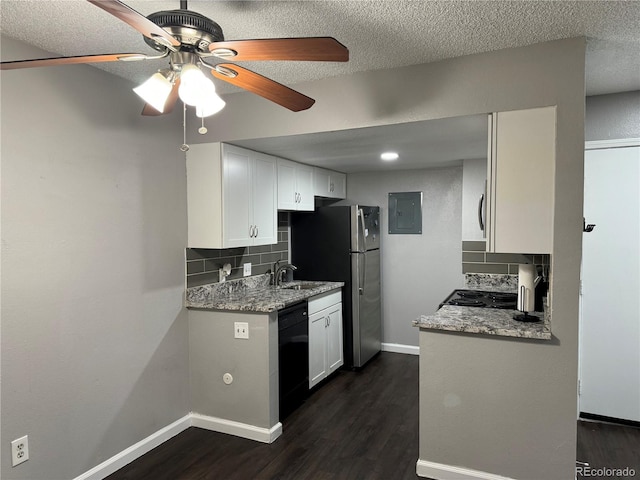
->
[255,225,258,237]
[330,182,334,192]
[478,193,485,232]
[249,225,254,237]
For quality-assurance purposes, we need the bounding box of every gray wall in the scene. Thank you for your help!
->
[346,167,464,347]
[586,91,640,141]
[189,310,279,429]
[1,37,189,480]
[194,37,586,479]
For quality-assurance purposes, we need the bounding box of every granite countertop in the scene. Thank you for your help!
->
[185,275,344,313]
[413,274,551,340]
[413,303,551,340]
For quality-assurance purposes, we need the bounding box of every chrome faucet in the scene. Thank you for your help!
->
[274,262,297,286]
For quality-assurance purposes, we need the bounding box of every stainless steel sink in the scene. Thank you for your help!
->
[278,282,324,291]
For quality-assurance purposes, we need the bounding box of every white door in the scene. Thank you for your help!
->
[580,141,640,422]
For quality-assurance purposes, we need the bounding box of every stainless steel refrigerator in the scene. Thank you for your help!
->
[291,205,381,368]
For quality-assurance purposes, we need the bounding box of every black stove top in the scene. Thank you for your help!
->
[440,289,518,310]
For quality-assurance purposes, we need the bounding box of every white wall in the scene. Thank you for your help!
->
[1,37,189,480]
[193,37,586,479]
[346,167,464,347]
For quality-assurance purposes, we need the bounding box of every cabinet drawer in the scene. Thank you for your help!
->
[308,289,341,315]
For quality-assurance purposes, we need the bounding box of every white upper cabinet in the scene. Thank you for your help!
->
[187,143,278,248]
[487,106,556,254]
[277,158,314,211]
[313,167,346,199]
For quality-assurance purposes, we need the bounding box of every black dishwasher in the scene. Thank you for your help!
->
[278,301,309,419]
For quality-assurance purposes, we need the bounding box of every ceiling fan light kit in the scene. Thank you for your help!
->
[1,0,349,133]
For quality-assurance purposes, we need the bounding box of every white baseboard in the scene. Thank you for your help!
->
[74,413,282,480]
[416,459,515,480]
[191,413,282,444]
[73,414,191,480]
[381,342,420,355]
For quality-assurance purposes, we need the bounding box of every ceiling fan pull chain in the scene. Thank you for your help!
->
[198,116,208,135]
[180,102,190,152]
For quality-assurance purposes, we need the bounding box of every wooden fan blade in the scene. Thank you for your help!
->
[211,64,315,112]
[0,53,150,70]
[209,37,349,62]
[87,0,180,48]
[141,79,181,116]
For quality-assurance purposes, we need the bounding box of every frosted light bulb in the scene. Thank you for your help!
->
[178,64,208,106]
[196,82,225,118]
[133,72,172,112]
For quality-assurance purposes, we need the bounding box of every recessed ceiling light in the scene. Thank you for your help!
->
[381,152,399,161]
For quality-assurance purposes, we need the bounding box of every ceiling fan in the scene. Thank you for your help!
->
[0,0,349,116]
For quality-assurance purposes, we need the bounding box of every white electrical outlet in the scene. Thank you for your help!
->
[234,322,249,339]
[243,263,251,277]
[11,435,29,467]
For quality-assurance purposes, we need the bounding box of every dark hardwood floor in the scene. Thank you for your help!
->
[107,352,420,480]
[107,352,640,480]
[577,419,640,478]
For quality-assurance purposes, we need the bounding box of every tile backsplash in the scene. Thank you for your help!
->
[186,212,290,288]
[462,241,550,275]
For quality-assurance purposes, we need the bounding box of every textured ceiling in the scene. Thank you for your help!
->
[1,1,638,172]
[1,0,639,97]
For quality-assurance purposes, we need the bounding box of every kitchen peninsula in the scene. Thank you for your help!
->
[414,273,558,479]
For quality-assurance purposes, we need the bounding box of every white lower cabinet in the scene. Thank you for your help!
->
[308,290,343,389]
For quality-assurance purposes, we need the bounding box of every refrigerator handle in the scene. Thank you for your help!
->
[358,208,367,252]
[358,252,366,295]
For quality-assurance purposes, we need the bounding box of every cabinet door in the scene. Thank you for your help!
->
[462,158,488,241]
[313,167,331,197]
[223,144,253,247]
[488,106,555,253]
[252,153,278,245]
[329,171,346,199]
[309,311,327,389]
[295,163,314,210]
[278,159,314,211]
[277,159,298,210]
[314,167,346,199]
[186,142,224,248]
[326,303,343,374]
